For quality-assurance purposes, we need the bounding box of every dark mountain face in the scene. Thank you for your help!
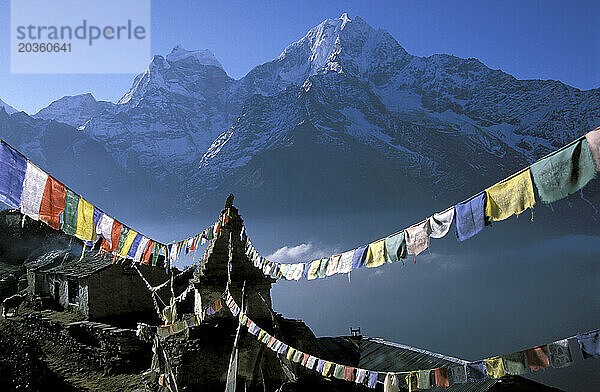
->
[0,108,167,220]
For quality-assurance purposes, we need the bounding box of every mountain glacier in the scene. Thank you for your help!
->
[2,13,599,214]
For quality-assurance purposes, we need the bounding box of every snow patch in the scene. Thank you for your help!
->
[166,45,224,71]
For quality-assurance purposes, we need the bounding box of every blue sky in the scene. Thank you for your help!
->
[0,0,598,114]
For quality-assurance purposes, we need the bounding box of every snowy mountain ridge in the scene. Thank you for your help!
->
[3,13,599,211]
[0,99,18,115]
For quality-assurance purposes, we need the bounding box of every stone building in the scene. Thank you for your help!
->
[26,251,169,320]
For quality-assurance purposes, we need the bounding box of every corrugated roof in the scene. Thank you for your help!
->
[317,336,498,391]
[43,251,113,278]
[358,337,498,392]
[316,336,361,366]
[358,338,498,392]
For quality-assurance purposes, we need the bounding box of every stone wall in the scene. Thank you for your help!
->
[87,263,169,320]
[23,310,152,374]
[44,275,91,317]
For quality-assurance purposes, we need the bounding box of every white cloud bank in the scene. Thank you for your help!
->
[267,243,337,264]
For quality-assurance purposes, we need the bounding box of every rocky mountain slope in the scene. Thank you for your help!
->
[0,98,18,115]
[33,93,116,128]
[2,14,599,214]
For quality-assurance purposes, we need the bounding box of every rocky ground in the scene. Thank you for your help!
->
[0,300,146,392]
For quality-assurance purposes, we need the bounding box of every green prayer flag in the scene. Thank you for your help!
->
[530,138,596,204]
[117,226,130,255]
[317,257,329,278]
[152,243,159,266]
[61,189,79,236]
[503,351,527,375]
[385,232,407,263]
[417,369,431,389]
[333,364,345,379]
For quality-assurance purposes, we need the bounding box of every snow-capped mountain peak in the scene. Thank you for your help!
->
[33,93,115,127]
[166,45,224,70]
[264,13,409,88]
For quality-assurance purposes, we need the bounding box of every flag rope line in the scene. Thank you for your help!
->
[238,128,600,282]
[224,289,598,390]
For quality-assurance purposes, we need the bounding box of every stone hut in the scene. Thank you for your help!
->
[26,251,170,320]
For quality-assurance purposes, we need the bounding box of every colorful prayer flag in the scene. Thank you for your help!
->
[455,192,486,241]
[352,245,368,269]
[484,356,506,378]
[502,351,527,375]
[577,330,600,359]
[531,138,596,204]
[585,127,600,171]
[405,219,431,257]
[434,367,450,387]
[485,169,535,221]
[525,345,550,371]
[75,198,96,242]
[467,360,487,382]
[429,207,455,239]
[307,259,321,280]
[39,176,66,230]
[365,239,386,268]
[384,232,407,263]
[417,369,431,389]
[548,339,573,368]
[0,141,27,209]
[62,189,80,236]
[20,162,48,221]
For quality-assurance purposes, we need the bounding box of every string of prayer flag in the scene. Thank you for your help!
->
[238,128,600,282]
[222,290,600,390]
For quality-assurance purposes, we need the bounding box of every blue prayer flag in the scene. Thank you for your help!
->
[0,141,27,208]
[352,245,368,269]
[455,192,486,242]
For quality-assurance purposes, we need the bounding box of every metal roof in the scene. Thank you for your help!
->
[359,337,498,391]
[316,336,361,366]
[317,336,498,392]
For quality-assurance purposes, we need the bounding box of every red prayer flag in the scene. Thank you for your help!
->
[100,238,112,253]
[525,345,550,371]
[111,220,123,255]
[38,176,66,230]
[343,366,356,382]
[301,353,309,365]
[142,239,155,265]
[434,367,450,387]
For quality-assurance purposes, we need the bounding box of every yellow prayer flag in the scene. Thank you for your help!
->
[307,259,321,280]
[286,347,295,361]
[119,229,139,258]
[484,356,507,379]
[485,169,535,221]
[322,361,333,376]
[405,372,417,392]
[74,198,95,242]
[365,239,387,268]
